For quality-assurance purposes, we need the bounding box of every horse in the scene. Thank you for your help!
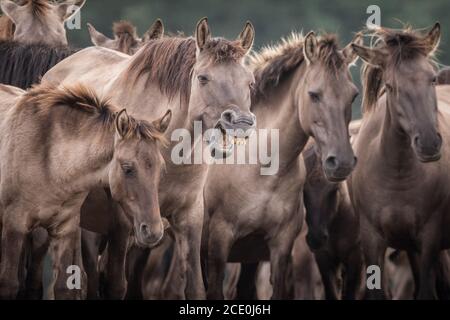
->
[203,31,361,299]
[302,142,363,299]
[0,82,171,299]
[0,0,85,89]
[0,0,85,46]
[88,19,164,55]
[42,17,256,299]
[349,23,450,299]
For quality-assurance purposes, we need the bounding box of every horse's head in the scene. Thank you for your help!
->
[109,109,171,247]
[88,19,164,55]
[0,0,86,46]
[299,32,360,182]
[190,18,256,156]
[353,23,442,163]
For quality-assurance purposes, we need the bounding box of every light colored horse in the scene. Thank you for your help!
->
[0,83,170,299]
[42,18,256,299]
[349,23,450,299]
[88,19,164,55]
[0,0,86,46]
[203,32,361,299]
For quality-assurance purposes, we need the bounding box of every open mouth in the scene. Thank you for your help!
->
[206,123,251,159]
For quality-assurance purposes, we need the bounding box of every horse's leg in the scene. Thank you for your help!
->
[342,245,364,300]
[170,203,205,300]
[124,246,150,300]
[25,227,49,300]
[407,251,420,299]
[416,225,440,300]
[0,206,29,299]
[81,229,102,299]
[235,263,259,300]
[361,217,387,300]
[104,206,131,300]
[268,221,300,300]
[206,216,234,300]
[314,250,339,300]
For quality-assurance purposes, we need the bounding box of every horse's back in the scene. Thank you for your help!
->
[42,46,130,90]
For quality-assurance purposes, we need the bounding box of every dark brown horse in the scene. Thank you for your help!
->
[303,142,363,299]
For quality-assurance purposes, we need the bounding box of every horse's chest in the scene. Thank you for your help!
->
[377,204,421,248]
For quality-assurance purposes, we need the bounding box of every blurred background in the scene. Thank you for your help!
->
[5,0,450,117]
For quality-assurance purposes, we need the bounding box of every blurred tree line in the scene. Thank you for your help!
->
[4,0,450,117]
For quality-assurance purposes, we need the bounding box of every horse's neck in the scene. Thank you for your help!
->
[50,128,114,193]
[253,68,309,171]
[378,98,417,173]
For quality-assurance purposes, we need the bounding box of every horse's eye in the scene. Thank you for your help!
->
[385,83,394,92]
[308,91,321,103]
[431,76,438,86]
[198,75,209,85]
[121,163,135,176]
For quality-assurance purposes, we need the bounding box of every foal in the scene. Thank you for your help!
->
[0,83,170,299]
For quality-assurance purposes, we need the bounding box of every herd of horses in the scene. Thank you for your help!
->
[0,0,450,300]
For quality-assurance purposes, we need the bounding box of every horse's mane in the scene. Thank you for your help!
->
[362,26,438,113]
[0,40,76,89]
[0,15,14,40]
[112,20,139,55]
[303,141,324,183]
[249,33,346,102]
[113,20,138,38]
[22,83,165,142]
[26,0,52,21]
[126,36,246,104]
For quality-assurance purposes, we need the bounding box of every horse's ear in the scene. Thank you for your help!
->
[303,31,318,64]
[142,18,164,42]
[87,23,110,46]
[351,43,387,68]
[238,21,255,54]
[342,33,363,66]
[153,110,172,134]
[0,0,20,24]
[56,0,86,22]
[195,17,211,52]
[424,22,441,56]
[116,109,131,139]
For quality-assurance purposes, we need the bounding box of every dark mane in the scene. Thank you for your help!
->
[0,40,76,89]
[27,0,51,20]
[126,36,246,104]
[303,142,323,183]
[113,21,139,55]
[362,27,438,113]
[113,20,138,38]
[22,84,165,142]
[250,33,345,102]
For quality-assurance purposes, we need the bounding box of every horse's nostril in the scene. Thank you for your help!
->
[352,156,358,168]
[140,223,151,238]
[436,133,443,148]
[414,136,420,147]
[325,156,339,170]
[221,110,235,123]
